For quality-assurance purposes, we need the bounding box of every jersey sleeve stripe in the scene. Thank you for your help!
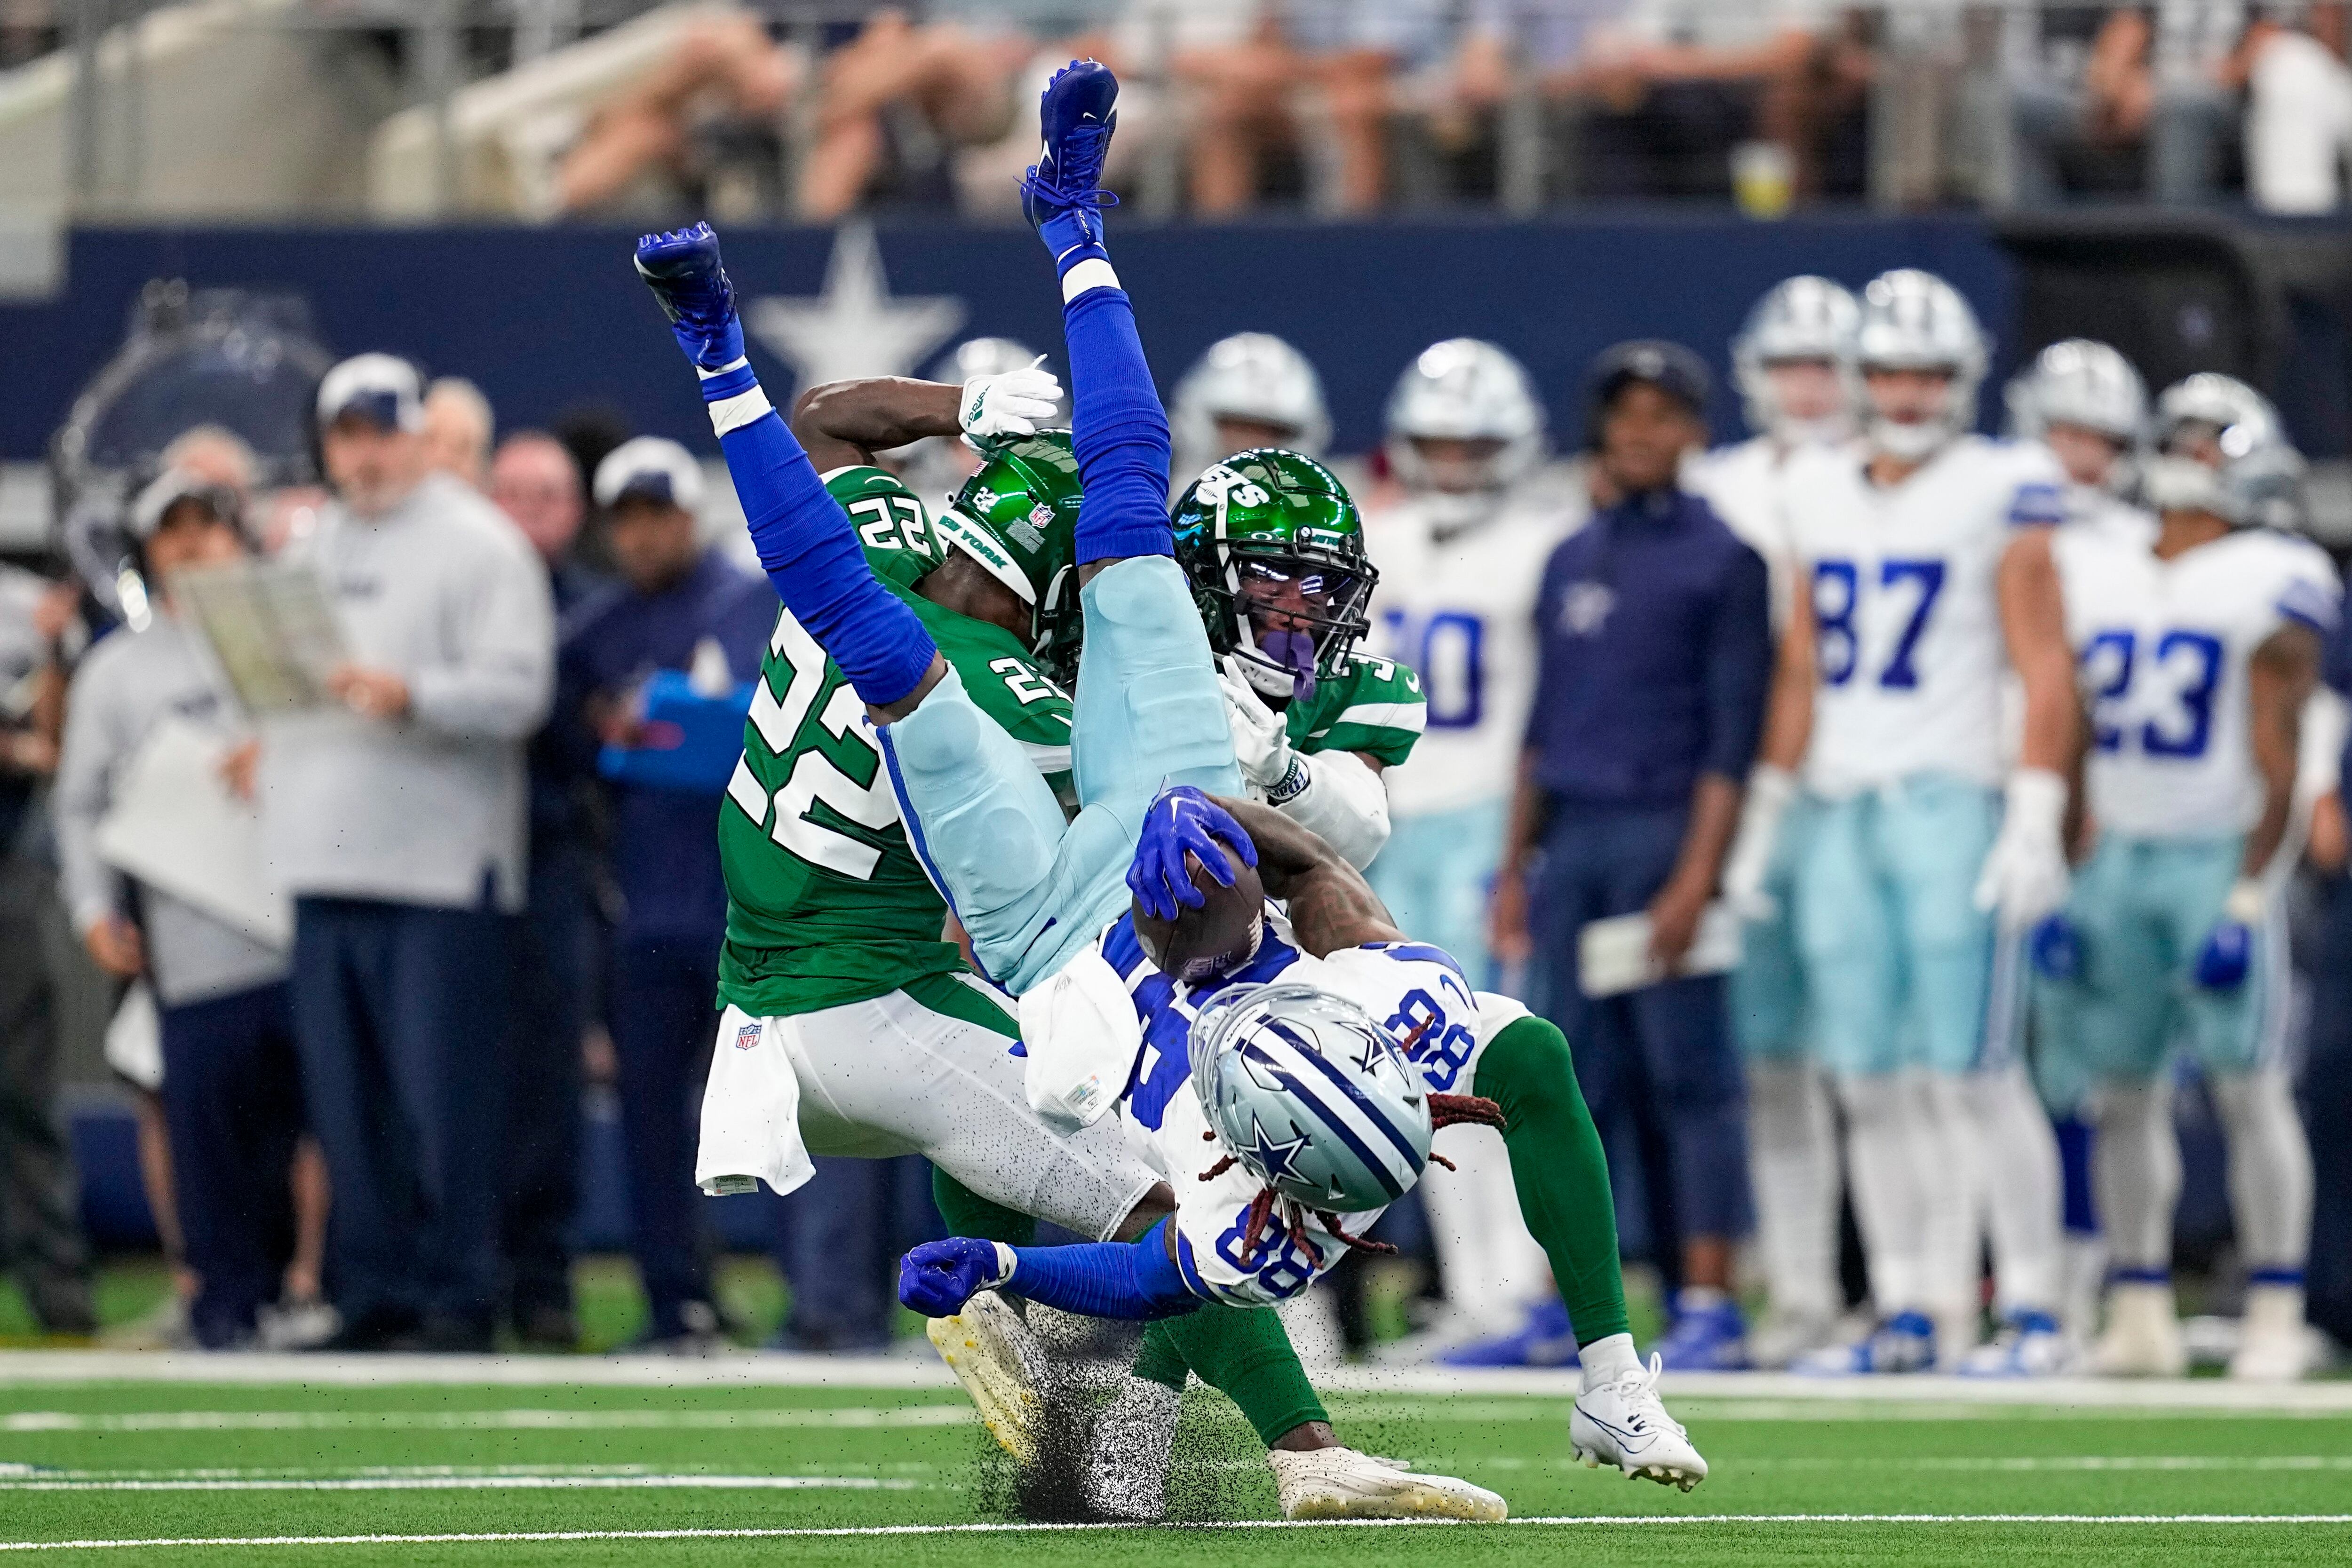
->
[1331,699,1428,736]
[2007,482,2065,527]
[2278,579,2343,635]
[1363,940,1469,984]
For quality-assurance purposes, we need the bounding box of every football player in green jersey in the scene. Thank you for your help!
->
[1172,449,1422,870]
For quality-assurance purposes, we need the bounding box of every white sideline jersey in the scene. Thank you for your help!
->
[1781,435,2066,797]
[1362,483,1581,816]
[1092,907,1522,1307]
[2054,524,2341,840]
[1689,434,1852,633]
[2058,475,2158,550]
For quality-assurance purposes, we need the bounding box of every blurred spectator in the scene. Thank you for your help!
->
[2006,3,2241,204]
[1286,0,1462,212]
[52,474,305,1351]
[488,430,606,1351]
[2242,6,2352,212]
[1492,341,1766,1368]
[0,560,95,1336]
[424,378,495,492]
[556,9,801,217]
[0,0,54,69]
[259,354,554,1352]
[560,437,773,1353]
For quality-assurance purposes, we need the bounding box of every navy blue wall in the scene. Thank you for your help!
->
[0,215,2017,465]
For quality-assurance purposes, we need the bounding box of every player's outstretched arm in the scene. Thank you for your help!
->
[1981,528,2076,929]
[790,361,1063,472]
[1220,795,1406,955]
[634,223,944,722]
[899,1222,1201,1322]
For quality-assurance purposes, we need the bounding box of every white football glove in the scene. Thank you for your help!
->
[1973,768,2071,931]
[1720,764,1795,920]
[1220,655,1303,798]
[959,357,1063,446]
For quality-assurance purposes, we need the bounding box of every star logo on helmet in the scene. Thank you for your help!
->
[1239,1117,1310,1184]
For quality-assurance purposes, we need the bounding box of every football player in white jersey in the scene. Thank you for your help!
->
[1169,332,1333,485]
[1771,270,2078,1375]
[2003,339,2156,548]
[2041,373,2339,1381]
[1359,338,1576,1359]
[1689,276,1859,1366]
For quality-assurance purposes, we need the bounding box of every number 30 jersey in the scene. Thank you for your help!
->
[1780,436,2065,797]
[716,467,1075,1019]
[1091,908,1524,1307]
[2054,524,2341,840]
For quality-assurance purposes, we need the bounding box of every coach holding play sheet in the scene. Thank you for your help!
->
[1489,341,1771,1372]
[255,354,554,1351]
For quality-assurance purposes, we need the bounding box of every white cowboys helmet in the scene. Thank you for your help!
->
[2005,338,2147,445]
[2143,372,2305,531]
[1171,333,1332,480]
[1855,269,1989,462]
[1732,275,1860,443]
[1384,338,1547,498]
[1188,981,1432,1213]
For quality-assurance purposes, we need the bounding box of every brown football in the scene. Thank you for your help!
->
[1134,851,1265,980]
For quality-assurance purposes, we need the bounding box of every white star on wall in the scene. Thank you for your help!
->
[745,222,967,396]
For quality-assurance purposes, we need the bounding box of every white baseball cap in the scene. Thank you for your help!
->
[593,436,705,511]
[128,467,239,540]
[316,352,426,433]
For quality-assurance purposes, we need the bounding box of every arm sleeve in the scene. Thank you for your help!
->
[408,537,556,741]
[1699,539,1774,782]
[51,660,127,934]
[1007,1219,1201,1319]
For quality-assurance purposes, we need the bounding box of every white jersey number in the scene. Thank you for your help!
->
[731,611,901,879]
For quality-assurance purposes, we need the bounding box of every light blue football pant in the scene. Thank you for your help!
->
[2035,832,2285,1085]
[1367,799,1506,990]
[875,556,1240,996]
[1730,793,1817,1064]
[1793,775,2025,1078]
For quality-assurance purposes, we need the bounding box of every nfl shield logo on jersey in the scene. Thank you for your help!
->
[734,1020,763,1052]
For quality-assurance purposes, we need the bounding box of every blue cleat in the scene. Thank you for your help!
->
[634,221,744,370]
[1791,1309,1938,1376]
[1439,1297,1579,1368]
[1020,59,1120,261]
[1650,1290,1751,1372]
[1957,1308,2078,1377]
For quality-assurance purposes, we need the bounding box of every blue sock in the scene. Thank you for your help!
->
[702,364,937,707]
[1057,265,1172,566]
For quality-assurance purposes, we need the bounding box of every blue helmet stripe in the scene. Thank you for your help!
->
[1277,1025,1428,1171]
[1239,1043,1406,1204]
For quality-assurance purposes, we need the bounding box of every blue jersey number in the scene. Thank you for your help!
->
[1383,608,1484,730]
[1215,1212,1320,1299]
[1813,557,1946,689]
[1386,986,1477,1092]
[2080,627,2225,760]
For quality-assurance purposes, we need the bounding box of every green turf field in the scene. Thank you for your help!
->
[4,1366,2350,1565]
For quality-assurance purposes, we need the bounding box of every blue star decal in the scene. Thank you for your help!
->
[1240,1117,1311,1184]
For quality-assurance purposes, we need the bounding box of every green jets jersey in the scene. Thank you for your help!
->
[1283,651,1426,767]
[715,468,1074,1018]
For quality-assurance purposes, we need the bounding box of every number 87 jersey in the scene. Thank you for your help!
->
[1781,435,2066,796]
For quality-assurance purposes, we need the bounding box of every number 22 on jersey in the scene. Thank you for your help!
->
[730,614,901,880]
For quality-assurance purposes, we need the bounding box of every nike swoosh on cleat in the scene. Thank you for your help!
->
[1574,1406,1657,1454]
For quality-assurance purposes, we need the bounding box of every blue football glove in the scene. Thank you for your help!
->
[634,222,746,372]
[1127,785,1258,921]
[2028,912,2084,983]
[2193,919,2253,990]
[898,1237,1015,1317]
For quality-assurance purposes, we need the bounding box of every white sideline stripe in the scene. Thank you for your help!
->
[4,1516,2350,1552]
[5,1353,2352,1411]
[1486,1454,2352,1473]
[0,1406,974,1433]
[0,1476,914,1494]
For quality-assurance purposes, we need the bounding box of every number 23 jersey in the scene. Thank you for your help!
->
[2054,524,2340,839]
[1781,435,2065,797]
[1093,909,1526,1307]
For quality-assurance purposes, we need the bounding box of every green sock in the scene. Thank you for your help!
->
[1132,1304,1327,1447]
[930,1168,1036,1248]
[1470,1014,1632,1346]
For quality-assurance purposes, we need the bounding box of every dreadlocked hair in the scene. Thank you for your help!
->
[1429,1092,1507,1132]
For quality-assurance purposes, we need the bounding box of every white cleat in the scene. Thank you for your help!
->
[1082,1375,1180,1522]
[1958,1311,2078,1378]
[2091,1281,2188,1378]
[2230,1284,2318,1382]
[925,1290,1044,1465]
[1570,1353,1709,1493]
[1268,1445,1507,1522]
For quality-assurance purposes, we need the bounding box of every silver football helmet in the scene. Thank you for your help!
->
[1171,333,1331,481]
[2005,338,2147,445]
[1855,269,1989,461]
[1188,981,1431,1213]
[2143,372,2305,530]
[1383,338,1547,499]
[1732,275,1860,443]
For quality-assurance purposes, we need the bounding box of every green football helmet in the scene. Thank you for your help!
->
[934,433,1085,681]
[1171,448,1377,701]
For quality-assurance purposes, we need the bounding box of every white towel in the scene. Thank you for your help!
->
[1017,946,1144,1133]
[695,1006,816,1197]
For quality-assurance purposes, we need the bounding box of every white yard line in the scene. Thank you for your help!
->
[0,1475,918,1493]
[2,1515,2350,1552]
[1480,1454,2352,1472]
[0,1405,974,1433]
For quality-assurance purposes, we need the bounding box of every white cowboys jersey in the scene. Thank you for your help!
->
[2054,524,2342,840]
[1781,435,2066,797]
[1090,908,1522,1307]
[2054,470,2158,550]
[1362,482,1581,816]
[1689,435,1853,634]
